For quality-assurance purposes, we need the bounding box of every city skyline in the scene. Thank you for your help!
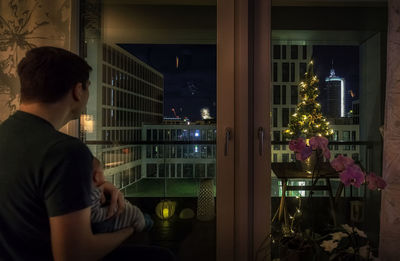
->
[119,44,216,121]
[313,45,359,116]
[120,44,359,121]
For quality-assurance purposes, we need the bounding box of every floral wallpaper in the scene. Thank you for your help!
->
[0,0,71,123]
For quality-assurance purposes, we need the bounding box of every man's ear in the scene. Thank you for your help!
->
[72,82,83,101]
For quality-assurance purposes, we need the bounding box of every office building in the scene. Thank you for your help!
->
[84,42,164,190]
[324,68,346,118]
[141,120,216,180]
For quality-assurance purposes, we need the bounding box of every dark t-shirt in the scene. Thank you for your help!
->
[0,111,93,260]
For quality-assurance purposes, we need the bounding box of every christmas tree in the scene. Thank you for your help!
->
[284,61,333,139]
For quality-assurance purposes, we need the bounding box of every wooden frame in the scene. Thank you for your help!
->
[217,0,271,260]
[253,0,271,260]
[216,0,235,259]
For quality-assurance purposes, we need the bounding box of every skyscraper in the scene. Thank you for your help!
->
[324,66,346,118]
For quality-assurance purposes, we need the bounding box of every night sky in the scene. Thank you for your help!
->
[119,44,217,121]
[313,45,359,112]
[119,44,358,121]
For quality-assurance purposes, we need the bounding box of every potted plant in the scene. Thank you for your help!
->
[316,224,377,261]
[287,136,387,261]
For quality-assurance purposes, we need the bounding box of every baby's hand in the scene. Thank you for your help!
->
[98,185,106,204]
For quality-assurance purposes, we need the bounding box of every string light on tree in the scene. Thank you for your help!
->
[284,61,333,139]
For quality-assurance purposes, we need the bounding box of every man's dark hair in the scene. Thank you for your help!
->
[17,46,92,103]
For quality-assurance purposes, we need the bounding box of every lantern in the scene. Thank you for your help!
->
[155,200,176,220]
[197,179,215,221]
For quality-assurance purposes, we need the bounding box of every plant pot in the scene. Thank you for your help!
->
[280,246,314,261]
[279,236,315,261]
[331,253,367,261]
[350,200,364,223]
[296,149,323,173]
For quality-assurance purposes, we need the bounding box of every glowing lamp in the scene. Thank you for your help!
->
[155,200,176,220]
[80,114,94,133]
[163,208,169,218]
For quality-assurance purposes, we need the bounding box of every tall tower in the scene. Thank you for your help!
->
[324,63,346,118]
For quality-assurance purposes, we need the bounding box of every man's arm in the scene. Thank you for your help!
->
[50,207,133,261]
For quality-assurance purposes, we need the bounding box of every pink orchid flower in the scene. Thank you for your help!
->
[323,149,331,160]
[296,146,313,161]
[365,172,387,190]
[330,154,354,172]
[289,138,307,152]
[289,138,312,161]
[309,136,329,150]
[310,136,331,160]
[339,164,365,188]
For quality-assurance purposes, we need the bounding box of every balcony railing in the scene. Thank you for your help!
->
[85,140,216,197]
[84,139,379,198]
[270,141,378,198]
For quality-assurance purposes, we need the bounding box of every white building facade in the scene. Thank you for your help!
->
[141,121,217,180]
[84,42,164,190]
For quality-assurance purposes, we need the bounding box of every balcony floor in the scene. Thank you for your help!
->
[123,213,216,261]
[125,178,216,197]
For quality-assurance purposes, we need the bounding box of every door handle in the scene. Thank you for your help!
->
[258,127,264,156]
[224,128,232,156]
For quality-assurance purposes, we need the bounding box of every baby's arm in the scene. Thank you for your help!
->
[91,187,110,223]
[112,201,146,232]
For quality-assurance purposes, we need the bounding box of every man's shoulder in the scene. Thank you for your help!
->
[0,111,84,149]
[47,134,92,160]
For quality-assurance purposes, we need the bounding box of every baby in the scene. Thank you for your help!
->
[91,157,153,234]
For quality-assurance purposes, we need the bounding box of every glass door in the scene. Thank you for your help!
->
[81,1,218,260]
[269,2,387,260]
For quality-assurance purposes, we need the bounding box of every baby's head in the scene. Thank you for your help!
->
[92,157,105,186]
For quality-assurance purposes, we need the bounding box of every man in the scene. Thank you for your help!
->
[0,46,133,260]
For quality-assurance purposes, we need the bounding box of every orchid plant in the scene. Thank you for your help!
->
[283,136,386,260]
[318,224,377,260]
[289,136,387,191]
